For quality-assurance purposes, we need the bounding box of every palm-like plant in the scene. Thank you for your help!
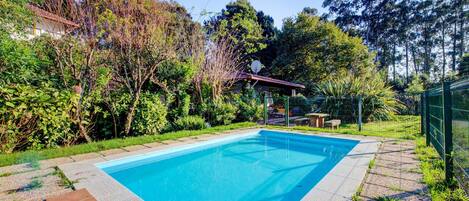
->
[316,71,402,122]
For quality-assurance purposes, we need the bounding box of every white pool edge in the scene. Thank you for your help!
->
[59,129,380,201]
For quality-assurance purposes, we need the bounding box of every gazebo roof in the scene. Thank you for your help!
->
[236,72,305,89]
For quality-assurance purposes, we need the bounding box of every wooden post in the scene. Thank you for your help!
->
[442,81,453,183]
[358,96,362,132]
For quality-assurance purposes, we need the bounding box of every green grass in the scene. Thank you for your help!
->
[415,137,469,201]
[53,167,75,189]
[267,115,420,139]
[0,122,257,167]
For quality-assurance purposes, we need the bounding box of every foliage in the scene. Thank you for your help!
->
[316,72,401,122]
[199,100,237,126]
[0,33,47,85]
[132,92,168,135]
[155,60,196,120]
[205,0,267,59]
[0,122,257,167]
[289,95,313,116]
[459,53,469,77]
[233,90,263,122]
[194,37,244,101]
[0,0,33,34]
[173,115,206,131]
[323,0,466,84]
[272,14,376,95]
[405,76,425,95]
[0,84,76,153]
[416,138,469,201]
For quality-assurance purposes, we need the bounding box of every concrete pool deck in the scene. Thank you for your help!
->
[55,129,380,201]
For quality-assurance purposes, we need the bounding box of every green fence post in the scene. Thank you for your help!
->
[420,93,425,135]
[424,91,431,146]
[285,96,289,127]
[264,92,268,125]
[358,95,362,132]
[443,81,453,183]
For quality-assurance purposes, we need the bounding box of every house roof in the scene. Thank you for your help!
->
[236,72,305,89]
[27,4,80,28]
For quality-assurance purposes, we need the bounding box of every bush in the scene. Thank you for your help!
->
[173,115,206,131]
[316,72,401,122]
[132,92,168,135]
[200,100,237,126]
[233,93,263,122]
[289,95,312,116]
[0,84,76,153]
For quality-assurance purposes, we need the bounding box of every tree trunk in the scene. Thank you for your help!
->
[124,90,141,136]
[392,44,396,82]
[460,0,465,60]
[412,46,418,74]
[452,20,457,71]
[442,21,446,80]
[405,41,409,83]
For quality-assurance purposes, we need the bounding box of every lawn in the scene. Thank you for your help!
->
[267,115,421,139]
[0,122,257,167]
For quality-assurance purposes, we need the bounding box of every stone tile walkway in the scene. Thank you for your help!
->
[359,139,430,201]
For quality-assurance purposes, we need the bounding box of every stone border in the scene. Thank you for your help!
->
[59,129,380,201]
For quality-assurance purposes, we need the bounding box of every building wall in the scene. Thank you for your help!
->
[30,18,67,39]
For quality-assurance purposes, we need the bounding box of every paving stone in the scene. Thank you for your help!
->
[70,153,103,162]
[99,149,127,156]
[39,157,74,169]
[122,145,148,152]
[359,140,430,201]
[142,142,164,148]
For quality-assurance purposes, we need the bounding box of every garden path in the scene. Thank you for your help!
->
[359,140,430,201]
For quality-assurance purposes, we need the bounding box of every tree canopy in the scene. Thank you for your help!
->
[271,13,376,95]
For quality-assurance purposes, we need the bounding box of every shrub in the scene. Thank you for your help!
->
[173,115,206,131]
[233,92,263,122]
[132,92,168,135]
[0,84,76,153]
[200,100,237,126]
[289,95,312,116]
[316,72,401,122]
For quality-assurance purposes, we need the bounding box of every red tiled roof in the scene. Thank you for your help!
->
[237,72,305,89]
[27,4,79,28]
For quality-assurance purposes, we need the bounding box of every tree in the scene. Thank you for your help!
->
[204,0,267,60]
[96,0,176,135]
[271,13,376,95]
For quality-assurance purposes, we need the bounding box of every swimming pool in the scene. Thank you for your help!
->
[97,130,359,201]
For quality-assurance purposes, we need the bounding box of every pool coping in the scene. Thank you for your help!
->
[58,129,380,201]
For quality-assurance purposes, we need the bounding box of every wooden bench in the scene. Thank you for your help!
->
[324,119,341,129]
[294,117,310,126]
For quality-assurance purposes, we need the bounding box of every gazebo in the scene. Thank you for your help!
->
[236,72,305,96]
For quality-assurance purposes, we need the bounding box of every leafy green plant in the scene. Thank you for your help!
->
[173,115,207,131]
[132,92,168,135]
[0,84,76,153]
[289,95,313,116]
[200,100,237,126]
[316,72,401,122]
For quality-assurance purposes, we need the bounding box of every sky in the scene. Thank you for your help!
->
[174,0,327,28]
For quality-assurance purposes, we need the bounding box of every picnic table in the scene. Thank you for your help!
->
[305,113,329,128]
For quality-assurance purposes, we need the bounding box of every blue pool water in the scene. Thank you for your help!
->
[98,130,358,201]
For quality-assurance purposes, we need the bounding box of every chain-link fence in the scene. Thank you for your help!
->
[422,79,469,193]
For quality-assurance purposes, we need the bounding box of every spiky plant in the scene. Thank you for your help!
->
[316,71,402,122]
